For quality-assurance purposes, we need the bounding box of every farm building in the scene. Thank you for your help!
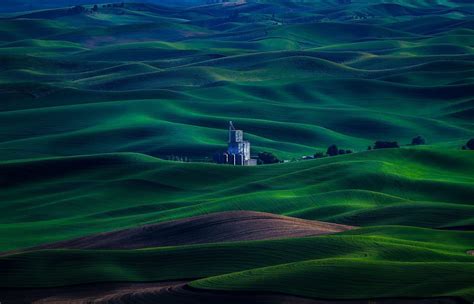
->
[214,121,257,166]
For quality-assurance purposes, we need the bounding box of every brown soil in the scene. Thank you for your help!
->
[1,281,464,304]
[25,211,356,251]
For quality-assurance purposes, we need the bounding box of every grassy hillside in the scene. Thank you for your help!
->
[1,148,473,251]
[1,1,473,302]
[0,1,473,161]
[2,225,474,300]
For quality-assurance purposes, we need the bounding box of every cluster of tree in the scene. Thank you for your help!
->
[215,136,474,166]
[366,137,474,151]
[313,136,428,160]
[258,152,280,164]
[313,144,352,159]
[411,135,426,145]
[462,139,474,150]
[68,5,87,15]
[367,136,427,150]
[67,3,124,15]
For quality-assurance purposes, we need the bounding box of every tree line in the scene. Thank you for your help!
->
[68,2,125,15]
[256,137,474,165]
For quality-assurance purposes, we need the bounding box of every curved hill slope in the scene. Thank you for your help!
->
[1,1,474,302]
[31,211,355,250]
[1,148,473,251]
[2,281,464,304]
[1,225,473,300]
[0,2,473,162]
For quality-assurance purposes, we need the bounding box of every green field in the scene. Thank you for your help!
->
[1,2,473,161]
[1,148,474,250]
[2,227,474,300]
[1,0,474,302]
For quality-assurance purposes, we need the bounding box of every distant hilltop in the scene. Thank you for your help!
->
[2,0,465,14]
[0,0,245,14]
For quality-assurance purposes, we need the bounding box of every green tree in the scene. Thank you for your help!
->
[258,152,280,164]
[464,138,474,150]
[412,136,426,145]
[326,144,339,156]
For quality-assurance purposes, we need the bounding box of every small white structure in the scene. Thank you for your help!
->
[214,121,257,166]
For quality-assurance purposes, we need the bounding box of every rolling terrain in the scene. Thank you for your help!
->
[1,148,474,302]
[21,211,355,250]
[0,0,473,303]
[0,1,473,161]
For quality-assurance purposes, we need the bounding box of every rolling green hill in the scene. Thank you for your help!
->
[1,148,474,251]
[0,1,473,162]
[0,0,473,302]
[2,223,474,301]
